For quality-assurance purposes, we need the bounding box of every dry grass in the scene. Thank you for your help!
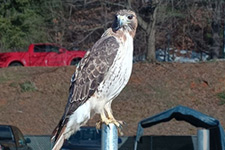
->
[0,62,225,136]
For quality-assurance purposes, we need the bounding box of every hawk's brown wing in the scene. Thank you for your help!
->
[51,35,119,141]
[67,35,119,114]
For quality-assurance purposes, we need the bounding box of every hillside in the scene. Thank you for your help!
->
[0,61,225,136]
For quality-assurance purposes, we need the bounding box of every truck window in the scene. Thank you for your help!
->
[34,45,60,53]
[70,128,101,141]
[34,45,47,52]
[0,126,13,140]
[13,127,26,145]
[47,45,59,53]
[83,129,95,140]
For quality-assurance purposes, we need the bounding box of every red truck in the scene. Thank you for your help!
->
[0,43,86,68]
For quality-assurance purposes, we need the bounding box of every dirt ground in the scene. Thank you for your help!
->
[0,61,225,136]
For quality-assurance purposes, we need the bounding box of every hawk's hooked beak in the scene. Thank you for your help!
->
[112,15,128,32]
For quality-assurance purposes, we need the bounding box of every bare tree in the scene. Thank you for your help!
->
[127,0,162,62]
[184,0,223,59]
[207,0,223,58]
[44,0,225,61]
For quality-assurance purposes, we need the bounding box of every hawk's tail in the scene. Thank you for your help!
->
[51,119,67,150]
[51,117,81,150]
[51,129,66,150]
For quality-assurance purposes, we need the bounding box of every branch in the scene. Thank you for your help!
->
[137,16,148,31]
[104,1,127,7]
[77,21,111,44]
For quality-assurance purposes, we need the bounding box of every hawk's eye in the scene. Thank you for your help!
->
[127,15,133,20]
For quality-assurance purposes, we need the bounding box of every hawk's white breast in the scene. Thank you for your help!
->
[98,31,133,102]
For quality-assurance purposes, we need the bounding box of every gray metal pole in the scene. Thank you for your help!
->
[101,123,118,150]
[197,129,210,150]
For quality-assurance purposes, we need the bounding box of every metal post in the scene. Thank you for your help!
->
[101,123,118,150]
[197,129,210,150]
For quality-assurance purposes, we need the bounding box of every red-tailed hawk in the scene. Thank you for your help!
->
[51,9,138,150]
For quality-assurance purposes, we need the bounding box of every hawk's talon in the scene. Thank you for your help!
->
[118,128,124,136]
[96,118,125,136]
[96,121,102,130]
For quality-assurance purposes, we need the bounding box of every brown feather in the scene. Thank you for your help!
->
[52,126,66,150]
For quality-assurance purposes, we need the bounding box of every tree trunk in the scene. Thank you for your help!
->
[146,2,158,62]
[147,25,156,62]
[210,0,221,59]
[127,0,160,63]
[211,29,220,58]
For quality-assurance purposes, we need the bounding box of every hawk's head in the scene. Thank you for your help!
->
[112,10,138,37]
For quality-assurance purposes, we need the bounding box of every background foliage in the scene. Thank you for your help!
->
[0,0,49,51]
[0,0,224,61]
